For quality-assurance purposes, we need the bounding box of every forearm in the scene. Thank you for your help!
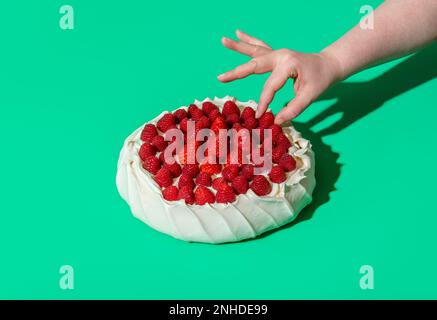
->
[323,0,437,79]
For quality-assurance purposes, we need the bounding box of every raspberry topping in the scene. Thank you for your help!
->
[250,175,272,196]
[139,99,297,205]
[194,186,215,205]
[141,124,158,143]
[162,186,179,201]
[279,154,297,172]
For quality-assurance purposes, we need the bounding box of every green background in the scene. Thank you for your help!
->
[1,0,436,299]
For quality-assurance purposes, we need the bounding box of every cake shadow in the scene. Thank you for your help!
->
[250,43,437,241]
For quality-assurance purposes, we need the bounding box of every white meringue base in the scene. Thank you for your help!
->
[116,97,316,244]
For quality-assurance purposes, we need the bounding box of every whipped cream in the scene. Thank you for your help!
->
[116,96,316,243]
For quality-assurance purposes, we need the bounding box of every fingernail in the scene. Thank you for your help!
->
[218,74,225,80]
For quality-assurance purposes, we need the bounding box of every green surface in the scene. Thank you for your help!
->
[1,0,436,299]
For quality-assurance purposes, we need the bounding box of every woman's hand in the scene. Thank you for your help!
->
[218,30,342,124]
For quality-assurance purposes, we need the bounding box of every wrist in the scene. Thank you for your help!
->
[319,49,346,82]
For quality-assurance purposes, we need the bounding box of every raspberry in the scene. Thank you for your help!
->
[140,124,158,143]
[232,123,244,131]
[160,151,177,165]
[200,163,222,175]
[157,113,176,133]
[212,177,230,192]
[216,190,236,204]
[178,185,195,205]
[279,154,296,172]
[276,133,292,149]
[202,101,218,115]
[194,186,215,205]
[164,162,182,178]
[241,107,256,120]
[272,145,287,163]
[154,167,173,188]
[240,164,254,181]
[222,100,240,117]
[179,117,189,133]
[182,164,199,178]
[195,172,212,187]
[258,111,275,128]
[199,115,211,128]
[139,143,157,160]
[268,165,286,183]
[188,104,204,120]
[231,176,249,195]
[162,186,179,201]
[178,174,195,190]
[222,164,239,182]
[210,116,227,134]
[250,175,272,196]
[142,155,161,174]
[208,108,221,122]
[173,109,188,123]
[243,117,258,130]
[151,135,168,152]
[225,113,240,126]
[270,124,283,140]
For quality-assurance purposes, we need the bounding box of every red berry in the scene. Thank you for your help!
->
[188,104,203,120]
[232,123,244,131]
[241,107,256,120]
[200,163,222,175]
[259,111,275,128]
[178,174,195,190]
[157,113,176,133]
[269,165,286,183]
[154,167,173,188]
[142,155,161,174]
[140,124,158,143]
[243,117,258,130]
[216,190,236,204]
[178,185,195,204]
[276,133,292,149]
[173,109,188,123]
[250,175,272,196]
[222,100,240,117]
[202,101,218,115]
[194,186,215,205]
[139,143,157,160]
[199,115,211,128]
[195,172,212,187]
[231,176,249,195]
[279,154,296,172]
[208,108,221,121]
[222,164,239,182]
[225,113,240,126]
[272,145,287,163]
[240,164,254,181]
[270,124,283,140]
[210,116,227,135]
[212,177,230,192]
[179,117,189,133]
[182,164,199,178]
[151,135,168,152]
[164,162,182,178]
[162,186,179,201]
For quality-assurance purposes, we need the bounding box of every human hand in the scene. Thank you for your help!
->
[218,30,343,124]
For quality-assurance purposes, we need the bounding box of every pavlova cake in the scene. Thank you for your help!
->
[116,97,315,244]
